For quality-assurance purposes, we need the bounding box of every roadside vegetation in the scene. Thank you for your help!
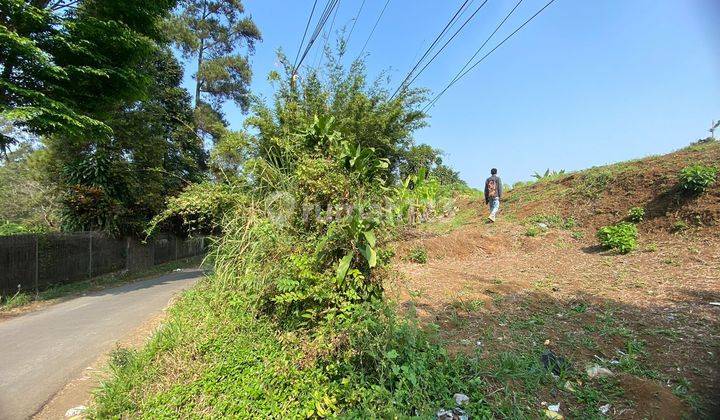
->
[91,46,480,417]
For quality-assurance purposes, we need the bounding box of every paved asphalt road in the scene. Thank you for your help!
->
[0,268,202,420]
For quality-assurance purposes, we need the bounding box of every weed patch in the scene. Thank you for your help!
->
[407,246,428,264]
[628,206,645,223]
[525,226,542,237]
[576,170,613,199]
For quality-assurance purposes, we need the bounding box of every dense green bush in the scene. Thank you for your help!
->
[628,206,645,223]
[597,222,638,254]
[679,164,717,193]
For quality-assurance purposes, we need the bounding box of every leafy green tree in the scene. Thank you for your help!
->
[0,0,177,143]
[168,0,261,111]
[432,163,464,186]
[46,48,207,235]
[399,144,465,186]
[1,0,217,235]
[398,144,442,180]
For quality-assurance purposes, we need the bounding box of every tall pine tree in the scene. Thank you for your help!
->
[168,0,261,142]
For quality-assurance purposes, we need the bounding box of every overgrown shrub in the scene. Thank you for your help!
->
[597,222,638,254]
[392,168,453,225]
[0,291,31,310]
[94,50,474,417]
[679,164,717,194]
[146,182,241,236]
[628,206,645,223]
[0,220,44,236]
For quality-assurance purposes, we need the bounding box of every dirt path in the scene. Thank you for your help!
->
[0,268,202,420]
[390,206,720,418]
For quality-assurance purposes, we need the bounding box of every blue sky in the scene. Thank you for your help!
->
[181,0,720,187]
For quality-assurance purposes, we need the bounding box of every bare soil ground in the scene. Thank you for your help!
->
[391,215,718,418]
[388,143,720,418]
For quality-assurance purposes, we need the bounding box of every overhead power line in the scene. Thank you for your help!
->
[346,0,367,45]
[293,0,319,70]
[294,0,342,72]
[391,0,473,98]
[314,0,342,69]
[424,0,558,111]
[391,0,490,99]
[450,0,525,87]
[356,0,392,59]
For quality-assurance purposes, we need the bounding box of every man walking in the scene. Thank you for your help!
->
[484,168,503,222]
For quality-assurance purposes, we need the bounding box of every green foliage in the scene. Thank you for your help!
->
[399,144,465,186]
[2,0,209,236]
[527,214,576,229]
[93,53,471,418]
[577,170,613,198]
[392,168,452,224]
[679,164,717,194]
[532,168,566,180]
[0,220,45,236]
[246,48,427,182]
[0,143,59,230]
[147,182,240,236]
[0,291,31,310]
[672,220,689,233]
[525,226,541,237]
[628,206,645,223]
[597,222,638,254]
[46,48,207,236]
[407,246,428,264]
[0,0,176,142]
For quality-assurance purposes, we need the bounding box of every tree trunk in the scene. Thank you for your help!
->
[195,41,204,109]
[194,0,208,109]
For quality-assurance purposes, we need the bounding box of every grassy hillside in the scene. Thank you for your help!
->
[388,141,719,419]
[505,140,720,233]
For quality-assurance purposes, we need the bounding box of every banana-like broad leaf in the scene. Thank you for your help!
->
[363,230,376,247]
[336,252,353,280]
[358,243,377,268]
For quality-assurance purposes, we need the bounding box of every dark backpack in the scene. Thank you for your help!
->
[487,178,498,199]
